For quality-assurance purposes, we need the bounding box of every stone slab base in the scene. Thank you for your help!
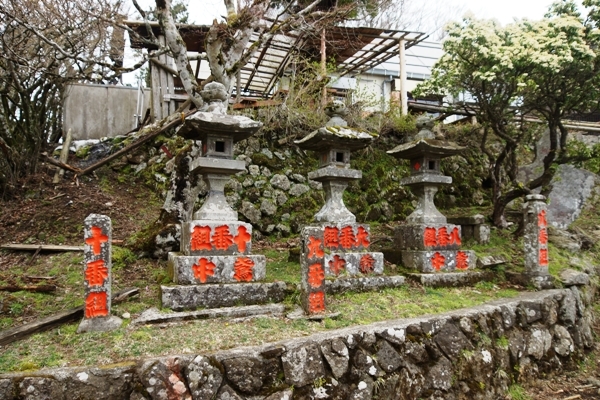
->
[131,304,285,325]
[168,253,266,284]
[325,275,405,294]
[506,272,556,290]
[77,315,122,333]
[161,282,288,311]
[406,271,495,287]
[402,250,476,273]
[324,252,384,276]
[181,220,253,255]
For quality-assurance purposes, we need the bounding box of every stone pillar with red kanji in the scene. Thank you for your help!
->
[295,101,385,315]
[78,214,122,333]
[523,195,554,288]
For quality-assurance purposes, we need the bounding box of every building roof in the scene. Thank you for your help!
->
[124,20,427,98]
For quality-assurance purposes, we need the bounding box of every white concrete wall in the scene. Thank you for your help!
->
[63,83,149,140]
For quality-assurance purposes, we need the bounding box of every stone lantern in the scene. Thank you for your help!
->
[293,101,384,315]
[162,83,277,311]
[388,118,476,273]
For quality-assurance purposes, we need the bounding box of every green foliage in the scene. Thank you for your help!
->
[112,246,137,271]
[507,384,531,400]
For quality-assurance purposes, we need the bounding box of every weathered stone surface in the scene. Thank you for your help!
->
[524,195,551,277]
[402,250,476,273]
[161,282,287,311]
[526,328,552,360]
[477,255,507,269]
[185,355,223,400]
[289,183,310,197]
[180,221,253,256]
[426,356,453,391]
[139,356,193,400]
[260,199,277,216]
[169,254,266,285]
[19,377,63,400]
[559,269,590,286]
[240,201,261,225]
[323,252,384,276]
[474,224,491,244]
[222,357,263,394]
[79,213,121,333]
[546,164,598,229]
[325,276,405,294]
[264,389,293,400]
[321,338,350,379]
[131,304,285,325]
[0,379,14,400]
[376,340,403,373]
[407,271,493,287]
[552,325,574,357]
[281,342,325,387]
[215,384,243,400]
[434,323,474,361]
[395,223,462,251]
[559,290,578,327]
[270,174,290,191]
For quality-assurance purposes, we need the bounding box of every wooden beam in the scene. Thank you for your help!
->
[1,244,84,252]
[0,288,139,346]
[399,39,408,115]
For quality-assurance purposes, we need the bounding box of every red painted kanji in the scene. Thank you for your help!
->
[85,259,108,287]
[339,226,356,249]
[448,227,461,245]
[437,227,450,246]
[538,228,548,245]
[308,263,325,288]
[85,291,108,318]
[359,254,376,274]
[424,227,437,247]
[233,226,251,252]
[539,249,549,266]
[308,291,326,313]
[431,252,446,270]
[233,257,254,282]
[212,225,234,250]
[328,255,346,275]
[190,225,212,251]
[456,251,469,270]
[356,226,370,248]
[414,161,421,171]
[538,210,547,228]
[307,237,324,259]
[85,226,108,255]
[192,258,216,283]
[324,226,340,248]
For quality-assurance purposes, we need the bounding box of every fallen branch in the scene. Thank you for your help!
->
[40,154,82,174]
[0,287,139,347]
[1,244,84,252]
[75,110,194,176]
[0,285,56,293]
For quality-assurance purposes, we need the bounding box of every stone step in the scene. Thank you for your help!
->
[161,281,288,311]
[406,271,495,287]
[131,304,285,325]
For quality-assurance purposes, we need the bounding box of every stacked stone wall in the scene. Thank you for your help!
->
[0,285,596,399]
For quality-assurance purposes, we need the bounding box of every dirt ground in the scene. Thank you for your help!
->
[0,167,598,399]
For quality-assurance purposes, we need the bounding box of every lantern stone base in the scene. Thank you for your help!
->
[406,271,494,288]
[401,250,477,273]
[77,315,122,333]
[167,253,266,285]
[160,282,287,311]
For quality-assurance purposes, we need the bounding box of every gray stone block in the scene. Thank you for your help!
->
[308,167,362,181]
[169,254,266,284]
[190,157,246,175]
[161,282,287,311]
[407,271,494,287]
[559,269,590,286]
[402,250,476,273]
[474,224,491,244]
[477,255,508,269]
[325,276,406,294]
[447,214,486,225]
[323,252,384,276]
[181,221,253,255]
[131,304,285,325]
[395,223,462,251]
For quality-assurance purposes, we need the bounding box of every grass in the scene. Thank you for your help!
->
[507,384,532,400]
[0,283,520,372]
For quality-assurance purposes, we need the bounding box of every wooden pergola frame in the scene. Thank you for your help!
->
[125,20,427,119]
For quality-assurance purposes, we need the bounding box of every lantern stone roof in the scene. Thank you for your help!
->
[387,138,465,160]
[294,126,376,151]
[177,111,262,141]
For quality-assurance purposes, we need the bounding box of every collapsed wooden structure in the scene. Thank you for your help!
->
[125,20,427,121]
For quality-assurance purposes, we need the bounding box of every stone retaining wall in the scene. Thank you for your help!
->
[0,284,596,400]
